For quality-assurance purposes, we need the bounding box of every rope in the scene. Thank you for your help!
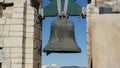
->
[63,0,68,16]
[57,0,68,16]
[57,0,61,15]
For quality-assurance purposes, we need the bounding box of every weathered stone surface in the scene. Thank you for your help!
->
[26,9,34,14]
[3,48,10,58]
[12,13,24,19]
[25,59,33,63]
[88,14,120,68]
[13,7,24,13]
[10,48,22,53]
[11,59,22,63]
[5,0,25,3]
[112,2,120,12]
[26,15,34,20]
[0,0,4,2]
[2,62,10,68]
[26,26,34,32]
[25,38,34,48]
[25,33,34,37]
[4,25,9,31]
[25,53,33,59]
[26,20,34,26]
[25,48,33,53]
[0,25,3,47]
[4,37,23,47]
[14,3,24,8]
[0,18,5,24]
[11,63,22,68]
[0,1,42,68]
[10,25,23,32]
[9,32,23,37]
[3,31,9,36]
[6,19,23,25]
[25,63,33,68]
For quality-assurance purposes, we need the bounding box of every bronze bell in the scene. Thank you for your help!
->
[43,17,81,55]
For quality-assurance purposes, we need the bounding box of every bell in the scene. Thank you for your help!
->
[43,17,81,55]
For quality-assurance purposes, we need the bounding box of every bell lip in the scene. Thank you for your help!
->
[43,50,81,53]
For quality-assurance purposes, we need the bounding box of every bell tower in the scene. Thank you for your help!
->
[0,0,42,68]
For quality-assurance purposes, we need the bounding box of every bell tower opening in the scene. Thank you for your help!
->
[42,16,87,67]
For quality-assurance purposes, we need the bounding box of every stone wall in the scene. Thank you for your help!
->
[0,0,42,68]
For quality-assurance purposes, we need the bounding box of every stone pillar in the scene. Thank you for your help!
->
[86,3,99,68]
[87,12,120,68]
[23,0,42,68]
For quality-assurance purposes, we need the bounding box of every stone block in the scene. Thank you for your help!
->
[25,63,33,68]
[0,43,3,47]
[25,33,34,37]
[25,38,34,48]
[26,9,34,14]
[2,62,10,68]
[11,63,22,68]
[25,59,33,63]
[26,20,34,26]
[9,32,23,37]
[4,37,23,47]
[12,13,24,19]
[10,48,22,53]
[10,25,23,32]
[14,3,24,8]
[13,7,24,13]
[26,14,34,20]
[25,48,33,53]
[6,19,23,25]
[4,25,10,31]
[26,26,34,32]
[11,59,22,63]
[3,10,13,18]
[11,52,22,59]
[5,0,25,3]
[3,31,9,36]
[25,53,33,59]
[3,48,10,58]
[0,18,5,24]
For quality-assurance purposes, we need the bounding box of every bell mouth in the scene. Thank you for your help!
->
[44,51,81,53]
[43,50,81,56]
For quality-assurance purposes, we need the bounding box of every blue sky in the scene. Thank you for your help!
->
[42,0,87,67]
